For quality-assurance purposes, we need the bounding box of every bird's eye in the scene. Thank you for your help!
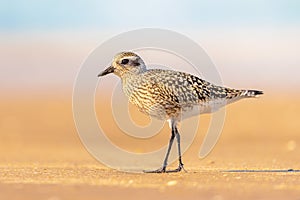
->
[121,59,129,65]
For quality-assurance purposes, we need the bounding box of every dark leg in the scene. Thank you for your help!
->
[143,127,175,173]
[163,128,176,169]
[165,126,186,173]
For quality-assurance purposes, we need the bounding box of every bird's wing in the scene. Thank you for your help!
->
[144,69,243,105]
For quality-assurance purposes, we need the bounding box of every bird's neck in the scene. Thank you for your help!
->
[119,67,146,79]
[120,71,145,98]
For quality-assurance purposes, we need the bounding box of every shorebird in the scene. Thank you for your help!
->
[98,51,263,173]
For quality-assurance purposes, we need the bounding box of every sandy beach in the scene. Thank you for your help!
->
[0,93,300,199]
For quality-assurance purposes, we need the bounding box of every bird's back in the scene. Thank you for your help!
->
[122,69,261,120]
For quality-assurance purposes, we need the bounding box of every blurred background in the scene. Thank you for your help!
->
[0,0,300,168]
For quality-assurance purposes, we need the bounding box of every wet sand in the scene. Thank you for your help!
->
[1,94,300,199]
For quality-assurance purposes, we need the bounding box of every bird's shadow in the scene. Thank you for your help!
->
[221,169,300,173]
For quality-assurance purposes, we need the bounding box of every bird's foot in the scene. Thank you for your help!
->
[143,164,187,173]
[165,163,187,173]
[143,167,166,173]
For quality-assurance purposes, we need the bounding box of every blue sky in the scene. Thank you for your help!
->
[1,0,300,31]
[1,0,300,92]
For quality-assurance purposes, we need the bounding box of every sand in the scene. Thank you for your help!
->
[1,94,300,199]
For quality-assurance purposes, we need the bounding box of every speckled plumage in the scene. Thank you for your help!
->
[98,51,263,173]
[122,68,248,120]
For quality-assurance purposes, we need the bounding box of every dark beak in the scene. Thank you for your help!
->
[98,66,114,77]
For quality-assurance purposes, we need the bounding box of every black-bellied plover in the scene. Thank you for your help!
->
[98,51,263,173]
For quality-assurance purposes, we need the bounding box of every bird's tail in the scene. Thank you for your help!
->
[243,90,264,98]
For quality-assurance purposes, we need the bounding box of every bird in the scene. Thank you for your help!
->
[98,51,263,173]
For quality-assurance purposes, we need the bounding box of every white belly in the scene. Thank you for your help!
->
[180,98,234,120]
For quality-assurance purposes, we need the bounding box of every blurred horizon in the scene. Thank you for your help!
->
[1,0,300,31]
[1,0,300,95]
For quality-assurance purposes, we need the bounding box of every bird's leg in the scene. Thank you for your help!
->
[175,126,186,171]
[143,127,175,173]
[165,125,186,173]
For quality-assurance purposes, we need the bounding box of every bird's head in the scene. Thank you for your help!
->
[98,51,146,77]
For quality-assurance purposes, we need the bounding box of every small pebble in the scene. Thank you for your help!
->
[166,180,177,186]
[287,140,296,151]
[213,195,223,200]
[47,196,60,200]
